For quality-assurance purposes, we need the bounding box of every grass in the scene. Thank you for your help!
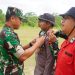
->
[0,26,64,75]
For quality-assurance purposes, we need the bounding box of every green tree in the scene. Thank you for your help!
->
[55,15,62,29]
[23,12,38,27]
[0,9,5,26]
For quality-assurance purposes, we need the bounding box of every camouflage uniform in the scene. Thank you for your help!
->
[0,26,25,75]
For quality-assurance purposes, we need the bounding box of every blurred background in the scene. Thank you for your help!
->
[0,0,75,75]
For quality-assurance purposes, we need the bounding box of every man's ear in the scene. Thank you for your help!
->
[10,16,15,21]
[10,16,16,25]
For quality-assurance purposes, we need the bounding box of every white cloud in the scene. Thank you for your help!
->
[0,0,75,15]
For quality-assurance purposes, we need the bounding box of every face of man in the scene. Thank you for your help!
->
[10,16,22,29]
[61,16,75,35]
[38,20,51,31]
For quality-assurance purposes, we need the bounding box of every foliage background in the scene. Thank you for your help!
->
[0,9,62,29]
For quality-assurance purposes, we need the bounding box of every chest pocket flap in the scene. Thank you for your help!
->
[62,51,73,64]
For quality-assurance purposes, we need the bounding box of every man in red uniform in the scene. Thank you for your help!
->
[55,7,75,75]
[49,7,75,75]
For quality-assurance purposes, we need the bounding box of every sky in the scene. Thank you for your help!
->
[0,0,75,15]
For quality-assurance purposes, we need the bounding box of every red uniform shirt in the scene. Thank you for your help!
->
[55,38,75,75]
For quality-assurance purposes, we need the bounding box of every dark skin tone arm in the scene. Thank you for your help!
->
[19,36,45,62]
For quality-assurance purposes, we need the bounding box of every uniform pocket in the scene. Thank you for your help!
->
[62,51,73,64]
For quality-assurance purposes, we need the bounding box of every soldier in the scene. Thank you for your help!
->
[0,7,46,75]
[34,13,59,75]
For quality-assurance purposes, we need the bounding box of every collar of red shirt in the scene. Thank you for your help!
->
[70,37,75,43]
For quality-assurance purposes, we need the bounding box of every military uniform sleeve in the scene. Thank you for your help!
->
[3,30,25,58]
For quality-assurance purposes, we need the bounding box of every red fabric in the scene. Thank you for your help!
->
[55,40,75,75]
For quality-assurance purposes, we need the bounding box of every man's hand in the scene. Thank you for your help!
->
[47,29,57,43]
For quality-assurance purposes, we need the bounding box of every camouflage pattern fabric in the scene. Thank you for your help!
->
[0,26,25,75]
